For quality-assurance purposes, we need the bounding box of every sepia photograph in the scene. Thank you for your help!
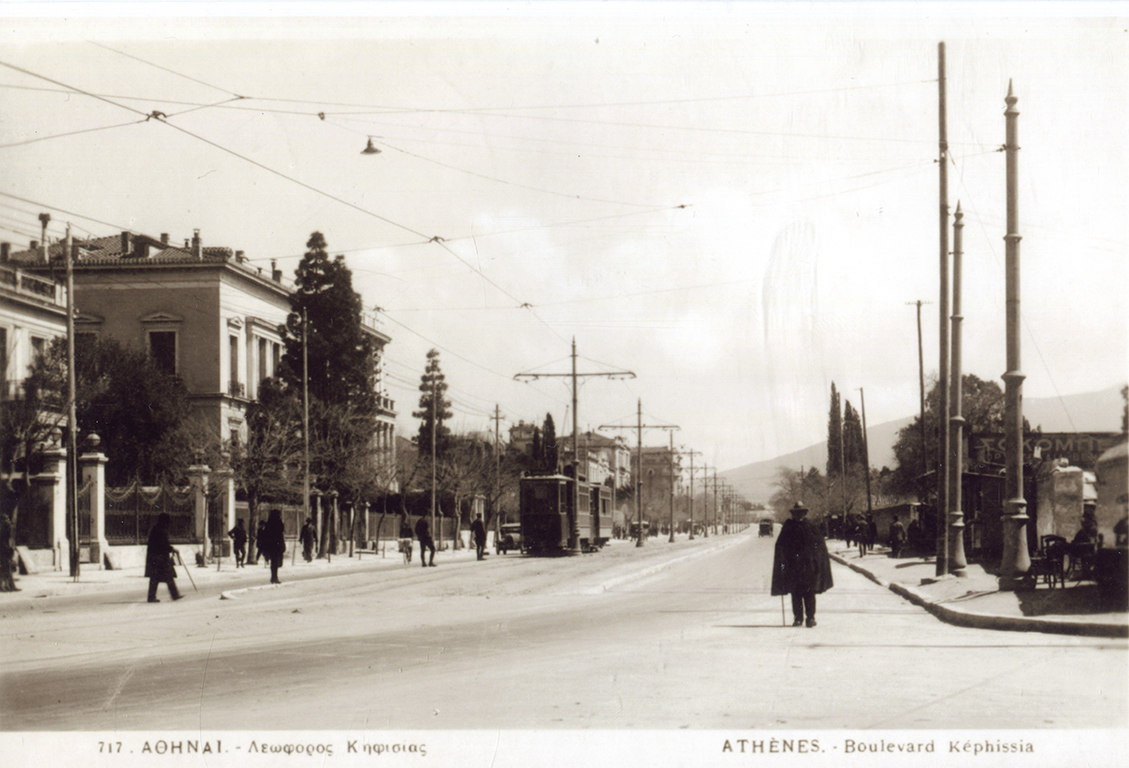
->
[1,3,1126,766]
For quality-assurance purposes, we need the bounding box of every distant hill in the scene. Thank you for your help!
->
[722,384,1125,503]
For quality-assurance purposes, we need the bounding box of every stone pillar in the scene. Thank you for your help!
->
[33,440,68,571]
[78,434,109,567]
[187,461,211,555]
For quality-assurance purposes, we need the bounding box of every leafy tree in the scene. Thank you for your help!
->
[888,373,1027,499]
[279,232,377,413]
[843,400,865,471]
[413,349,452,457]
[541,412,558,472]
[23,336,191,486]
[230,378,303,534]
[827,382,842,478]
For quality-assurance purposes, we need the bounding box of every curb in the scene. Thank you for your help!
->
[830,552,1128,638]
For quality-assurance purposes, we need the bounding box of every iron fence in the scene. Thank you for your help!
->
[105,483,196,544]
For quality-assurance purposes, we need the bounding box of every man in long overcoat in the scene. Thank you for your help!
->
[470,513,487,561]
[145,512,182,603]
[415,515,436,567]
[771,502,833,627]
[260,509,286,584]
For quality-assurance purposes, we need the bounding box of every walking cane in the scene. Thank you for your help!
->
[781,595,786,626]
[176,551,198,592]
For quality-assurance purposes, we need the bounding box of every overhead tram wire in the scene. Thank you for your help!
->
[0,119,150,149]
[90,42,247,99]
[331,127,663,210]
[0,60,560,333]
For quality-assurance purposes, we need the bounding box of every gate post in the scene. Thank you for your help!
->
[78,434,109,567]
[187,459,211,558]
[32,432,67,570]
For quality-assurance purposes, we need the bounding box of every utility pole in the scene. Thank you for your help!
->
[681,448,702,539]
[599,400,676,547]
[948,203,968,576]
[491,404,503,538]
[999,80,1030,590]
[859,387,872,518]
[302,307,311,553]
[936,40,952,576]
[906,300,932,486]
[431,372,437,551]
[667,430,677,542]
[63,223,79,580]
[517,339,634,553]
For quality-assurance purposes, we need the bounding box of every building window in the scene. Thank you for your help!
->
[258,337,268,384]
[229,335,241,397]
[0,327,8,396]
[30,335,46,362]
[148,331,177,375]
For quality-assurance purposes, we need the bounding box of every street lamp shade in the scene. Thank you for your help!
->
[361,137,382,155]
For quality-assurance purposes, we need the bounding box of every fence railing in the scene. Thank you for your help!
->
[104,483,196,545]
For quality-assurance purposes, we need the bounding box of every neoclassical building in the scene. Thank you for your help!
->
[10,228,396,456]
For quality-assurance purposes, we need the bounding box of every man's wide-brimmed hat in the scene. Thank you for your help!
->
[790,502,809,517]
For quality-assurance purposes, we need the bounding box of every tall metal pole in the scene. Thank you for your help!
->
[570,339,580,553]
[936,40,951,577]
[999,80,1030,590]
[302,307,310,548]
[859,387,872,517]
[948,203,968,576]
[683,449,702,540]
[64,224,79,580]
[430,371,437,550]
[907,300,931,485]
[637,399,643,547]
[668,430,675,542]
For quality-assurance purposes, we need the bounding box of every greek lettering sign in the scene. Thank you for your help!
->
[970,432,1120,468]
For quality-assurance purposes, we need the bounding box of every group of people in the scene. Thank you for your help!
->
[145,509,287,602]
[395,512,490,567]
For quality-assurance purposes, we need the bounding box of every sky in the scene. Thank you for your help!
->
[1,4,1126,474]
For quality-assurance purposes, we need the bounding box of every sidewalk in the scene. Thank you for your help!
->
[1,543,484,602]
[829,540,1128,638]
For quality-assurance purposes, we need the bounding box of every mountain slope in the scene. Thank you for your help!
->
[722,384,1125,503]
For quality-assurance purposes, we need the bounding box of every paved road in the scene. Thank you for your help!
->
[2,532,1125,731]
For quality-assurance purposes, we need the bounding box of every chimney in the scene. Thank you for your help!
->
[192,229,202,260]
[235,250,245,262]
[161,233,169,245]
[271,259,282,282]
[1,242,9,263]
[120,232,130,257]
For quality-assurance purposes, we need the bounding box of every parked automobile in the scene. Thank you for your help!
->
[759,519,775,537]
[496,522,523,555]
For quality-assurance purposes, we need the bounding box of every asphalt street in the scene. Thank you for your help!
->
[2,531,1125,731]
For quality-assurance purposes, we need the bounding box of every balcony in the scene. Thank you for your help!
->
[0,264,65,308]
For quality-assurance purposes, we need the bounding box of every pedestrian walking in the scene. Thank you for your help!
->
[888,515,907,558]
[415,515,436,567]
[228,518,248,568]
[260,508,286,584]
[859,513,876,557]
[398,517,414,564]
[1,511,18,592]
[771,502,833,628]
[145,513,183,603]
[253,518,267,565]
[300,517,317,562]
[471,512,487,561]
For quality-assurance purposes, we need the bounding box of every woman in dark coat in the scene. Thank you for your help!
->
[260,508,286,584]
[145,513,182,602]
[771,502,833,627]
